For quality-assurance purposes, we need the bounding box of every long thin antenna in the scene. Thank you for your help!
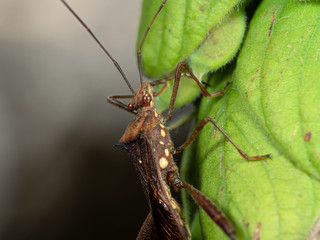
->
[61,0,135,94]
[137,0,168,84]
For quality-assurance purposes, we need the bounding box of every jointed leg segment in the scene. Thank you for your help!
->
[174,117,271,161]
[107,95,135,114]
[151,62,231,122]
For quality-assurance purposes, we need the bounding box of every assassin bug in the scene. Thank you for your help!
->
[61,0,270,239]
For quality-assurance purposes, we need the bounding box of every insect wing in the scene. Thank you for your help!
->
[148,183,190,240]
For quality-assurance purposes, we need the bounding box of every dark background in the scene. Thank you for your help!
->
[0,0,152,239]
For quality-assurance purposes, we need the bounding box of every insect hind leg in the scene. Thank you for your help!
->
[167,174,236,240]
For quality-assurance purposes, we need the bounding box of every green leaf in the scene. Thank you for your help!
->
[138,0,247,111]
[182,1,320,239]
[188,9,246,77]
[138,0,246,78]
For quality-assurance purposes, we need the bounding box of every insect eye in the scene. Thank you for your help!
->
[143,94,152,105]
[128,103,133,111]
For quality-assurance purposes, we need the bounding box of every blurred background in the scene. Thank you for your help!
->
[0,0,150,239]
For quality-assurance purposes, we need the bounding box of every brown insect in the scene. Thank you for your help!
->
[61,0,270,239]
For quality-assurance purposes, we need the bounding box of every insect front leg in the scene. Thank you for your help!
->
[137,212,154,240]
[174,117,271,160]
[151,62,231,122]
[107,95,135,114]
[150,73,190,97]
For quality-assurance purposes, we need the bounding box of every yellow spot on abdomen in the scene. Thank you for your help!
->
[160,129,166,137]
[159,157,169,169]
[164,149,170,157]
[160,123,165,128]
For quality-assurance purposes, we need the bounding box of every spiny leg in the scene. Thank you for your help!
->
[174,117,271,160]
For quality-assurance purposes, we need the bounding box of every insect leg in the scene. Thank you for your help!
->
[151,62,231,122]
[107,95,135,114]
[137,212,154,240]
[150,73,192,97]
[181,180,236,240]
[168,174,236,240]
[174,117,271,160]
[151,79,169,97]
[166,62,232,121]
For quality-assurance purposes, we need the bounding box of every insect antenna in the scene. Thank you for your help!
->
[137,0,168,85]
[60,0,135,95]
